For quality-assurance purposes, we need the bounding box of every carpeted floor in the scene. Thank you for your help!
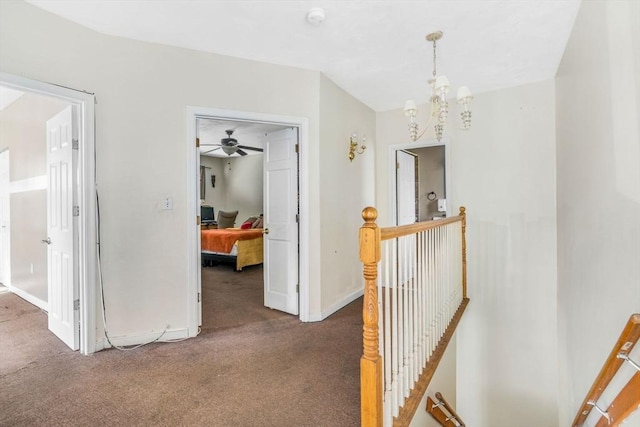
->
[0,265,363,426]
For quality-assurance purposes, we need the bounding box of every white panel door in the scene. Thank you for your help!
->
[263,128,299,315]
[0,150,9,285]
[46,105,79,350]
[396,150,417,225]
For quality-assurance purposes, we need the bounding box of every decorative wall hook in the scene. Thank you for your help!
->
[349,132,366,162]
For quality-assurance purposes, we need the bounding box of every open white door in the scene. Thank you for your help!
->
[396,150,417,225]
[0,150,9,286]
[263,128,298,315]
[46,105,79,350]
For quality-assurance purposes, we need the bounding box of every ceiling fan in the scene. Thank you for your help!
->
[200,129,263,156]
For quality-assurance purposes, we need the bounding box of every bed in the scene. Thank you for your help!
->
[201,228,264,271]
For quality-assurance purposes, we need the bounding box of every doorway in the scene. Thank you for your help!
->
[390,140,450,225]
[0,72,97,354]
[186,107,311,336]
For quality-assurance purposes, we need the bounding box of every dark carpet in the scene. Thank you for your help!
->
[0,265,363,426]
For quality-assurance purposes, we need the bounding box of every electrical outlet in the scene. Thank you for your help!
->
[161,197,173,210]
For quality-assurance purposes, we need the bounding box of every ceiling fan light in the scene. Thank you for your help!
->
[222,146,236,155]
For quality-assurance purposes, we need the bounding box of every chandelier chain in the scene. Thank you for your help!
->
[432,39,437,78]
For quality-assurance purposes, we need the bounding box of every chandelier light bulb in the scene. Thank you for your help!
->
[434,75,450,95]
[456,86,473,103]
[403,100,418,117]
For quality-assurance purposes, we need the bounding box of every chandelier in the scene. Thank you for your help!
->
[403,31,473,142]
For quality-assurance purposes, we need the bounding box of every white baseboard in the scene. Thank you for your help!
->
[5,283,48,312]
[307,287,364,322]
[95,327,190,350]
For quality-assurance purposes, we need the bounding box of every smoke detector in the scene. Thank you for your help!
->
[306,8,325,26]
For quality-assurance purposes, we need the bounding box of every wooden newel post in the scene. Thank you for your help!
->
[459,206,467,299]
[360,207,383,427]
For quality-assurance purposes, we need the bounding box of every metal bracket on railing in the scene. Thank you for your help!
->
[587,401,612,425]
[431,402,445,412]
[426,393,465,427]
[617,353,640,372]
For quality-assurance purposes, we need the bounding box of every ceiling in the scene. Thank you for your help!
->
[26,0,581,112]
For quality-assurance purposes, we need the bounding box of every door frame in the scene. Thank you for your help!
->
[0,72,97,355]
[395,149,418,225]
[389,138,451,225]
[0,149,9,288]
[185,106,310,335]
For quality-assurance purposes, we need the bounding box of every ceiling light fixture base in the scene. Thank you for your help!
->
[425,31,443,42]
[307,8,325,26]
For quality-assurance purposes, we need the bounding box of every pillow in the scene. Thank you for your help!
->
[241,216,258,229]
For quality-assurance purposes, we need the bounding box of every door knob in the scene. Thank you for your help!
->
[41,237,51,245]
[263,228,269,235]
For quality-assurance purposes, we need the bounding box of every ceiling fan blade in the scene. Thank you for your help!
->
[199,143,222,146]
[236,149,248,156]
[237,145,263,152]
[202,147,221,154]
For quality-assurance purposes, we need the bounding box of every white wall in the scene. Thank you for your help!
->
[376,79,559,426]
[200,156,225,210]
[0,1,328,338]
[454,80,559,427]
[224,154,263,224]
[556,0,640,424]
[318,74,376,316]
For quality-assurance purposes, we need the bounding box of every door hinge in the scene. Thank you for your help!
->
[295,214,299,223]
[295,143,299,153]
[197,292,201,303]
[197,215,201,225]
[73,299,80,310]
[72,139,79,150]
[396,162,400,170]
[196,138,200,148]
[73,206,80,217]
[296,284,300,293]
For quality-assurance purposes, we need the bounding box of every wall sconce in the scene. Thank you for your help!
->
[349,132,366,162]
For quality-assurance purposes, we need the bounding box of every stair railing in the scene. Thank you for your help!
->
[359,206,470,427]
[572,313,640,427]
[426,392,465,426]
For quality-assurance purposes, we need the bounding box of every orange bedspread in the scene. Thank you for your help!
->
[201,228,263,254]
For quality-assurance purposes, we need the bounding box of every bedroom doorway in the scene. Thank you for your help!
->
[186,107,310,335]
[0,72,97,354]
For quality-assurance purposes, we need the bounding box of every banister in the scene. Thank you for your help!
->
[360,206,469,427]
[572,313,640,426]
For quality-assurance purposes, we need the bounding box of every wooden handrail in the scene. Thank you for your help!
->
[594,372,640,427]
[380,215,463,241]
[572,313,640,426]
[426,392,466,427]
